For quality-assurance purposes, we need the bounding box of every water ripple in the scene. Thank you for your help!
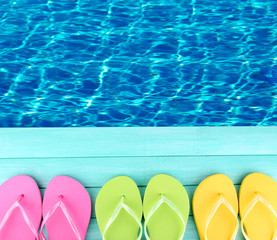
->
[0,0,277,126]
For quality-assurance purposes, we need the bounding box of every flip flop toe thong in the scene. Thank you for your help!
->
[40,176,91,240]
[95,176,143,240]
[0,175,42,240]
[239,173,277,240]
[193,174,239,240]
[143,174,190,240]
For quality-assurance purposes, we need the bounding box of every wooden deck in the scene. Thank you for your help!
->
[1,127,277,239]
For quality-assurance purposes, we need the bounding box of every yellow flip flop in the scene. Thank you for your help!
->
[239,173,277,240]
[95,176,143,240]
[143,174,190,240]
[193,174,239,240]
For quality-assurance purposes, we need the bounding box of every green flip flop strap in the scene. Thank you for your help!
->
[102,196,143,240]
[144,194,186,240]
[241,193,277,240]
[204,194,238,240]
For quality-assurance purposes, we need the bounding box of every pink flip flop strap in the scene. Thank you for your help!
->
[40,195,82,240]
[0,194,40,240]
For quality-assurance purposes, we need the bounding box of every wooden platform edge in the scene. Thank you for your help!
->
[0,127,277,158]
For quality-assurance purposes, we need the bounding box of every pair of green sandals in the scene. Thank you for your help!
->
[96,174,189,240]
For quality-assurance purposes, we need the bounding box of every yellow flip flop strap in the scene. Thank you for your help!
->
[241,192,277,240]
[204,194,239,240]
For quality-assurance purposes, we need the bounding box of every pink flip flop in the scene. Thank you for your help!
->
[0,175,42,240]
[40,176,91,240]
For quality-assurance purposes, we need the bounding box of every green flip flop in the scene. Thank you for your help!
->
[143,174,190,240]
[95,176,143,240]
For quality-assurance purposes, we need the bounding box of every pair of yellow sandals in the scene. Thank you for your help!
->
[194,173,277,240]
[95,173,277,240]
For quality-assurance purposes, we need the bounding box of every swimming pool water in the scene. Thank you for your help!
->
[0,0,277,127]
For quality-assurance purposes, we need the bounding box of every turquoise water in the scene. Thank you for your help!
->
[0,0,277,126]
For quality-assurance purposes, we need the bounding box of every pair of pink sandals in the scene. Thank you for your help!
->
[0,175,91,239]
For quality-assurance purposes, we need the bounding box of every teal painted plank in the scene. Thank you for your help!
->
[0,127,277,158]
[83,217,244,240]
[0,155,276,186]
